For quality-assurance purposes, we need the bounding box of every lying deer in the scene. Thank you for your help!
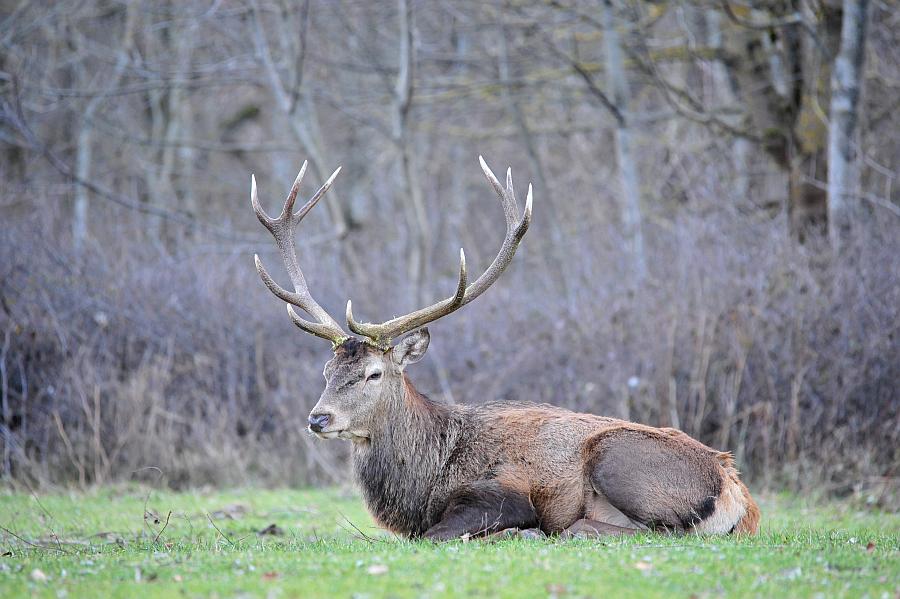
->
[251,159,760,540]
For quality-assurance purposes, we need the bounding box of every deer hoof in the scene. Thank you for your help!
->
[516,527,546,539]
[492,527,546,540]
[561,519,637,539]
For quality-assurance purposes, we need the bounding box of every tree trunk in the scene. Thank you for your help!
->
[72,3,135,250]
[498,27,570,299]
[602,0,646,281]
[393,0,430,306]
[251,0,350,239]
[720,3,843,242]
[828,0,869,250]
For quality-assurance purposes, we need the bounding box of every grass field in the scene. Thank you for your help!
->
[0,487,897,598]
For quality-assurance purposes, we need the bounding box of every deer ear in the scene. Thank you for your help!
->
[392,328,430,369]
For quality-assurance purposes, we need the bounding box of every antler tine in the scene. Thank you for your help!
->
[465,175,531,301]
[480,155,519,230]
[252,165,348,345]
[252,162,305,232]
[347,249,468,345]
[296,165,341,221]
[346,157,532,345]
[505,167,514,199]
[280,161,307,219]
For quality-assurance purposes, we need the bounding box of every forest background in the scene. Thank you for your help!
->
[0,0,896,504]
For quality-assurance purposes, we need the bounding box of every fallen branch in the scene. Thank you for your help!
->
[0,524,70,555]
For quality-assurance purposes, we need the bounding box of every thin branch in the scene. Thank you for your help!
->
[805,177,900,218]
[26,485,64,554]
[1,83,271,243]
[23,77,264,99]
[338,512,381,544]
[138,466,164,539]
[206,513,237,548]
[625,37,760,142]
[537,28,624,123]
[0,525,70,555]
[153,511,173,544]
[719,1,802,30]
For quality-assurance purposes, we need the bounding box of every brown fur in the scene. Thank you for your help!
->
[582,426,722,531]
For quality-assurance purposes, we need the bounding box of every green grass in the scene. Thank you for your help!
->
[0,487,897,598]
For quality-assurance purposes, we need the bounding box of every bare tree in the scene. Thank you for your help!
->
[601,0,646,281]
[827,0,869,250]
[73,2,136,249]
[250,0,350,238]
[392,0,431,305]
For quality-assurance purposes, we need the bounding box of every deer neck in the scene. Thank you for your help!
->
[351,373,456,536]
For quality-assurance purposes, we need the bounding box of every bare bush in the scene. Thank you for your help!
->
[1,201,896,499]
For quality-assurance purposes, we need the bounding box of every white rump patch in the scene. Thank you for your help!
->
[692,479,746,534]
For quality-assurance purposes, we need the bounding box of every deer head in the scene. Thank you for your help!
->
[252,157,531,441]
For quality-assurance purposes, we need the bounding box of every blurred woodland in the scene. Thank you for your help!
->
[0,0,897,501]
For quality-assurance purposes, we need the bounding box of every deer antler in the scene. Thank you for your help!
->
[346,156,532,346]
[252,162,349,346]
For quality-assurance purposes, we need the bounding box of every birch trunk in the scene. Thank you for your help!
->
[602,0,646,281]
[72,3,136,249]
[828,0,869,250]
[393,0,429,306]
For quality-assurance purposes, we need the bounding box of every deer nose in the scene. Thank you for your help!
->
[308,413,331,432]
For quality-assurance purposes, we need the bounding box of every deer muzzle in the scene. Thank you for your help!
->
[307,413,331,433]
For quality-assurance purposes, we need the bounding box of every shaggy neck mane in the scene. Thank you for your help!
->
[352,373,456,536]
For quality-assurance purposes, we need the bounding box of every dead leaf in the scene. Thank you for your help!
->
[262,571,281,581]
[209,504,248,520]
[866,541,875,553]
[367,564,388,575]
[30,568,47,582]
[634,561,653,571]
[546,583,568,597]
[258,523,284,536]
[173,574,183,582]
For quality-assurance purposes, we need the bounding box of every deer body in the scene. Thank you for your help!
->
[251,159,759,540]
[340,342,758,539]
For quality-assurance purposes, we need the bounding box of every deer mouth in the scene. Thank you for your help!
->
[310,428,369,441]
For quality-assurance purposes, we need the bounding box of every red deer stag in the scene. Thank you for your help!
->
[251,159,760,540]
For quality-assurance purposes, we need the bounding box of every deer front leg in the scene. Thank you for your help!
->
[423,480,538,541]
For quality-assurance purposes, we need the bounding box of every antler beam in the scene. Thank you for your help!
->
[346,156,532,346]
[252,162,349,345]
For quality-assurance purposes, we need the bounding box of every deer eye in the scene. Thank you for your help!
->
[367,371,382,382]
